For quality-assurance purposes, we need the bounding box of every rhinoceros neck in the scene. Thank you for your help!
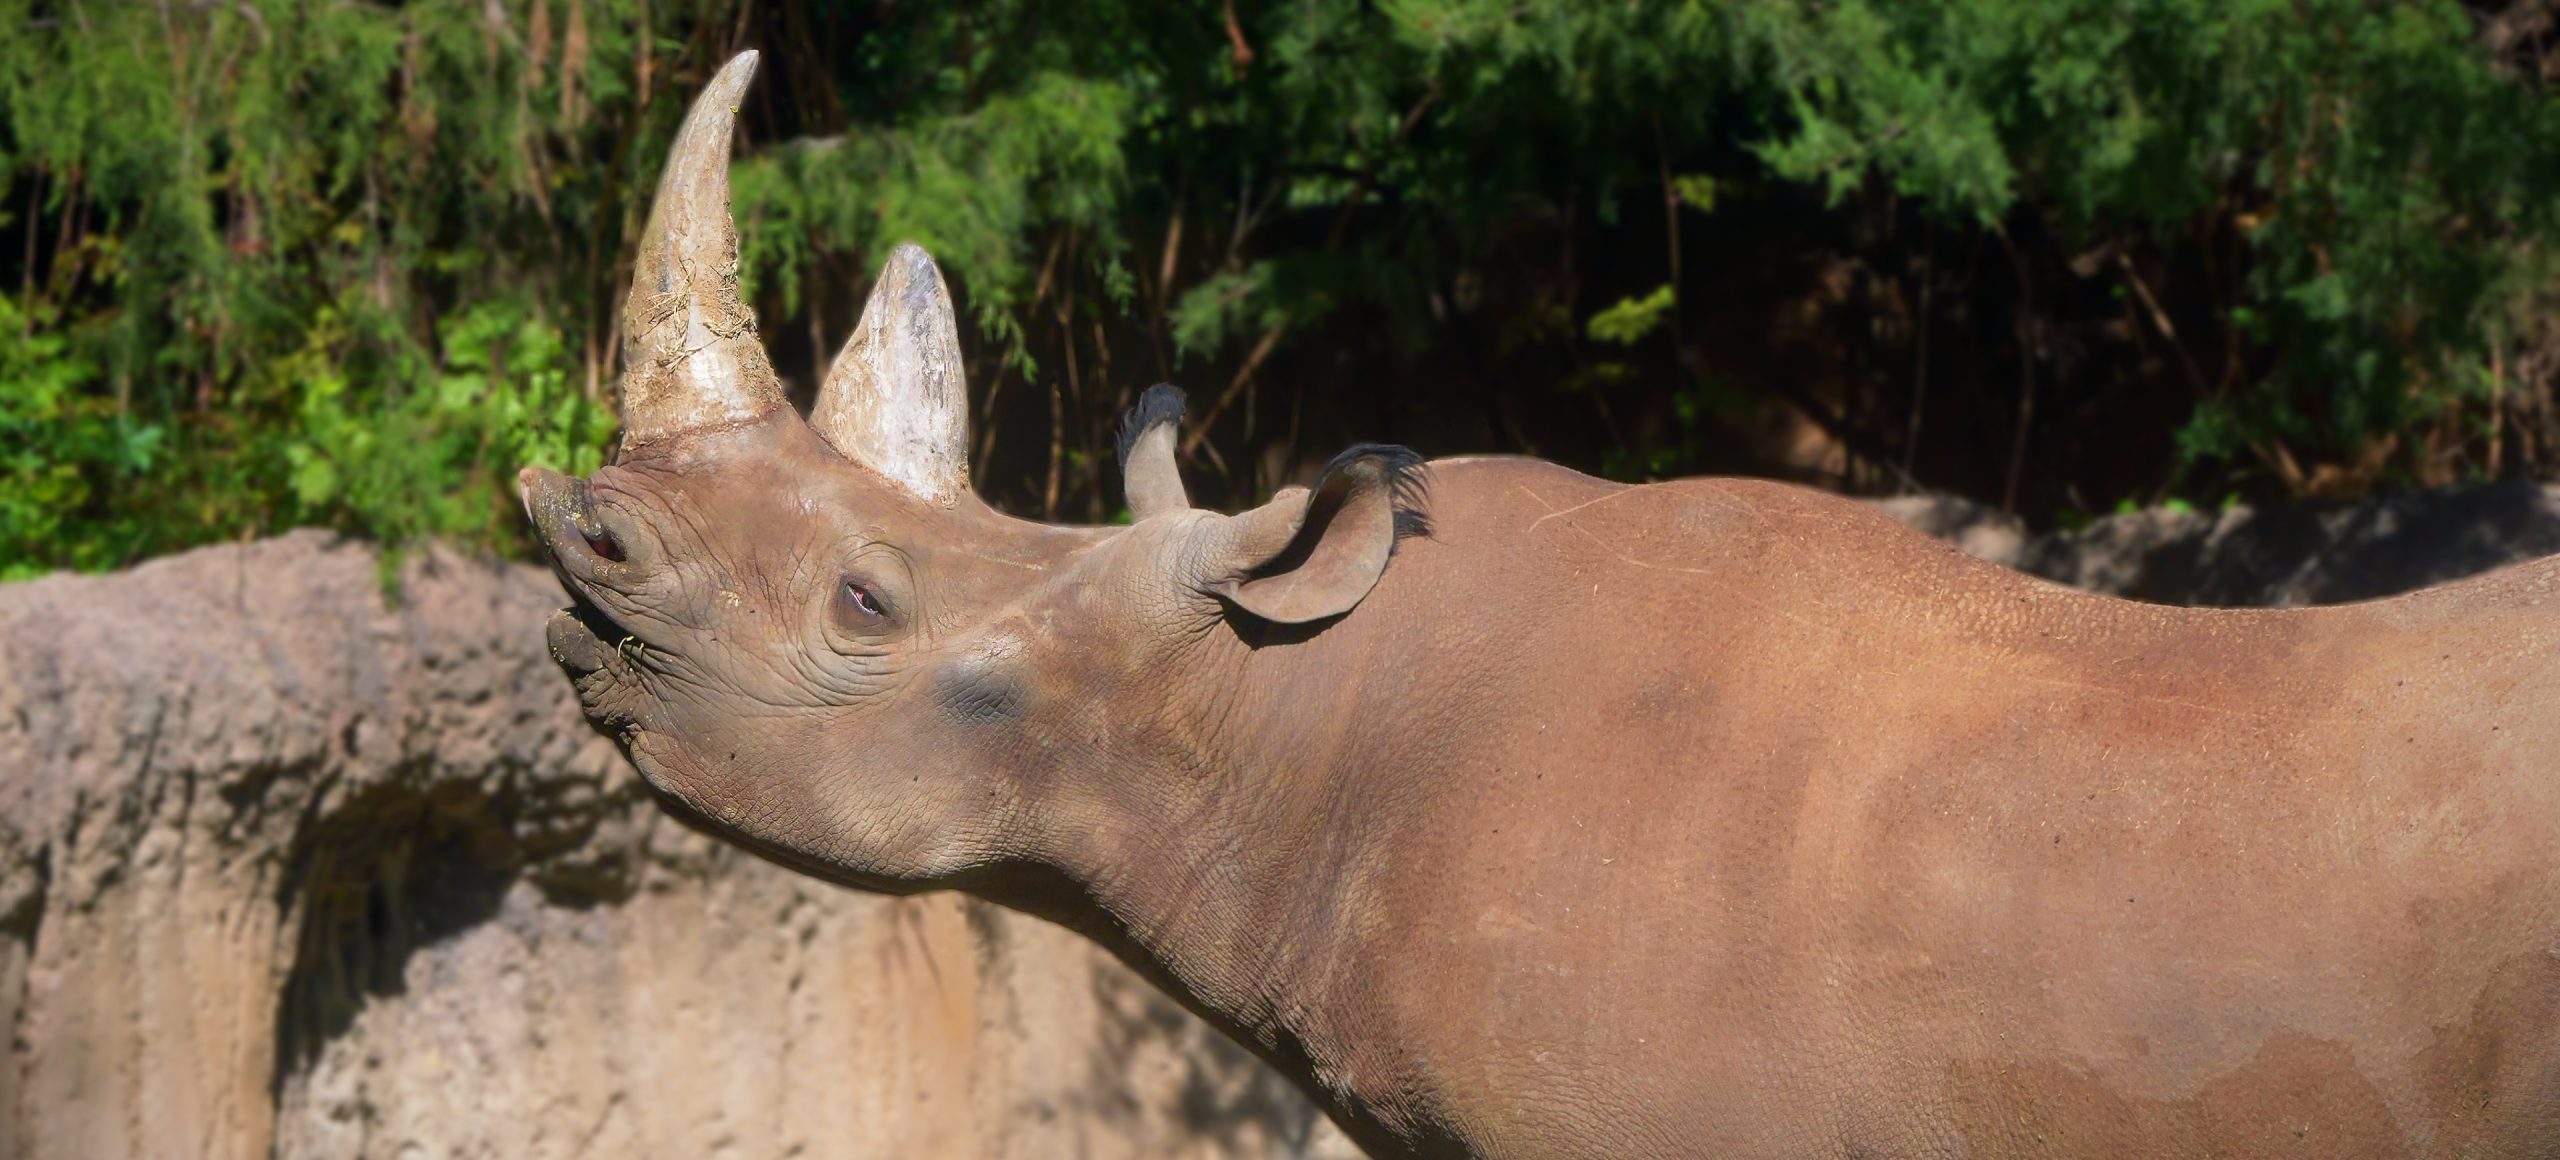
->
[1021,623,1436,1133]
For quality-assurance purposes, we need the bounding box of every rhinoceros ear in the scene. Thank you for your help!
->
[1197,445,1428,625]
[1116,383,1191,521]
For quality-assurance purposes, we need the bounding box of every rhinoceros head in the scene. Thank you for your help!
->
[519,53,1418,880]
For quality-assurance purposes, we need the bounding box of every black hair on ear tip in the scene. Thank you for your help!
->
[1316,442,1433,546]
[1114,383,1189,465]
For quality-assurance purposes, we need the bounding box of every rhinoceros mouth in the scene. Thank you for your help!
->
[520,466,650,681]
[544,597,627,676]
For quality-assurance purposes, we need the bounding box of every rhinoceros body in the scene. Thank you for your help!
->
[1152,456,2560,1157]
[520,52,2560,1158]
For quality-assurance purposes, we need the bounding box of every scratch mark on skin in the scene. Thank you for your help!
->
[1520,478,1760,535]
[1534,507,1721,578]
[1523,486,1651,531]
[958,549,1048,572]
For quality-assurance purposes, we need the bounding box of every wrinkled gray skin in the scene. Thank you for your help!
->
[526,54,2560,1159]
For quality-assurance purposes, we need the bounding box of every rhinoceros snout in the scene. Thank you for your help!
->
[520,467,634,581]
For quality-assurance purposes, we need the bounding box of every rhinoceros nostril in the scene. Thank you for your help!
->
[584,527,625,562]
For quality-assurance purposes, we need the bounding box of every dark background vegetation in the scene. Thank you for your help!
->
[11,0,2560,578]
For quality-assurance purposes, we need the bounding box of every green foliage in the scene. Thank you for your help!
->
[0,296,149,578]
[272,297,610,542]
[1741,0,2560,469]
[1587,285,1677,347]
[0,0,650,570]
[8,0,2560,573]
[1169,266,1278,361]
[1669,175,1720,213]
[733,68,1136,337]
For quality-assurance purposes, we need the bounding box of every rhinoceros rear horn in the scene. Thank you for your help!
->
[615,52,785,448]
[811,244,973,507]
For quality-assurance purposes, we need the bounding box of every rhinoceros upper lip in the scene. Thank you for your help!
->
[521,471,636,657]
[548,542,643,663]
[523,471,631,586]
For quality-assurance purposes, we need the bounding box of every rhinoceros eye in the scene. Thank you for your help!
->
[833,579,888,631]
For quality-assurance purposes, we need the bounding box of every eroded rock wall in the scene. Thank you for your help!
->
[0,531,1352,1159]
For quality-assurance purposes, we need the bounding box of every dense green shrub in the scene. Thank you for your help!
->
[6,0,2560,575]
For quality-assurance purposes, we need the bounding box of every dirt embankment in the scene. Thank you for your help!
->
[0,531,1354,1159]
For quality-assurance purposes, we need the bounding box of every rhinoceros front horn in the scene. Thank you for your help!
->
[615,52,786,448]
[810,243,973,508]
